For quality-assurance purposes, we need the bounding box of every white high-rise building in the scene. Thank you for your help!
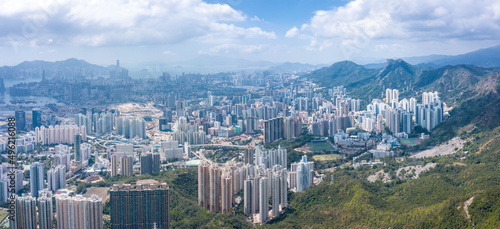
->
[259,177,268,223]
[295,156,313,192]
[55,194,103,229]
[38,191,53,229]
[48,165,66,192]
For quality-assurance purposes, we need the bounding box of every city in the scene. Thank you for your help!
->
[0,0,499,228]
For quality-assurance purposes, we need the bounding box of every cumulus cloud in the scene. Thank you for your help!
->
[292,0,500,50]
[0,0,275,47]
[285,27,299,38]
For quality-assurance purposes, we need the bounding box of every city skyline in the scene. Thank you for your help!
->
[0,0,499,228]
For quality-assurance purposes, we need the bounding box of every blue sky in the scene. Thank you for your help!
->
[205,0,344,33]
[0,0,499,71]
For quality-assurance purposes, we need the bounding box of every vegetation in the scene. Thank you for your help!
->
[264,128,500,228]
[262,64,500,228]
[83,168,253,229]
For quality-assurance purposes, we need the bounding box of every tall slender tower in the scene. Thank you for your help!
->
[38,192,54,229]
[74,133,82,162]
[30,162,44,198]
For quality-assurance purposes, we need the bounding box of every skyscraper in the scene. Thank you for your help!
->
[259,177,268,223]
[111,155,118,177]
[294,156,314,192]
[209,164,221,212]
[0,177,8,202]
[198,160,210,210]
[263,117,284,144]
[48,165,66,192]
[221,171,233,214]
[121,156,134,176]
[14,195,37,229]
[30,162,44,198]
[55,194,103,229]
[15,110,26,131]
[243,179,253,215]
[245,147,254,165]
[110,181,169,229]
[153,153,161,173]
[141,153,153,174]
[38,192,54,229]
[140,153,160,175]
[88,195,104,229]
[32,109,42,129]
[74,133,82,162]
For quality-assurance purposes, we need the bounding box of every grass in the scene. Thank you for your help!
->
[399,138,422,147]
[307,140,336,153]
[313,154,341,161]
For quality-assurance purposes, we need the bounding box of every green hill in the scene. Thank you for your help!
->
[272,61,500,228]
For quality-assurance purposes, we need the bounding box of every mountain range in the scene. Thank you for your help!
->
[306,58,499,108]
[1,44,500,79]
[364,44,500,69]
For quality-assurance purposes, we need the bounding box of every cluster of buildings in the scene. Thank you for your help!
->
[298,87,444,138]
[198,160,246,213]
[110,155,134,177]
[304,86,359,137]
[172,116,208,144]
[140,152,161,175]
[0,131,37,153]
[116,117,147,139]
[198,146,314,224]
[76,110,148,139]
[35,125,87,146]
[11,191,104,229]
[0,166,24,202]
[13,109,42,132]
[263,116,302,144]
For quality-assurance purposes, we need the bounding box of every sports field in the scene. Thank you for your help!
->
[84,187,110,202]
[400,138,422,147]
[313,154,341,161]
[307,140,336,153]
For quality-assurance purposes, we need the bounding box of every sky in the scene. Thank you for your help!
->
[0,0,500,69]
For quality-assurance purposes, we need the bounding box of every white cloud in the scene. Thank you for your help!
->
[250,16,262,22]
[163,51,174,55]
[285,27,299,38]
[0,0,274,47]
[291,0,500,51]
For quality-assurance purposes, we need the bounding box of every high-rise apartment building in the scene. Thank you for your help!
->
[14,195,37,229]
[291,156,314,192]
[111,155,118,177]
[110,181,169,229]
[38,192,53,229]
[15,110,26,131]
[121,156,134,176]
[263,117,284,144]
[32,109,42,129]
[55,194,103,229]
[30,162,44,198]
[47,165,66,192]
[140,153,161,175]
[74,133,82,162]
